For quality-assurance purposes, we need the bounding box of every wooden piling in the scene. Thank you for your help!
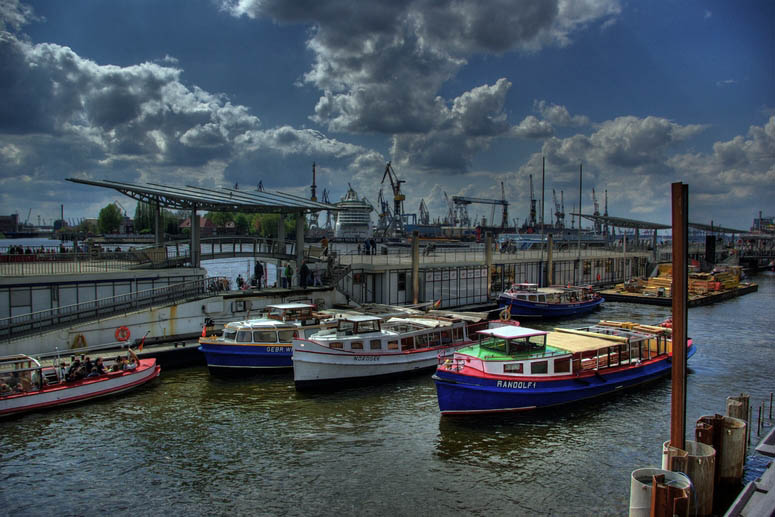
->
[671,182,688,450]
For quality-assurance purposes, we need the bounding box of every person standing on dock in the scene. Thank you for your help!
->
[300,260,310,288]
[254,261,264,289]
[283,263,294,288]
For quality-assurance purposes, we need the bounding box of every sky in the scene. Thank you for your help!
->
[0,0,773,231]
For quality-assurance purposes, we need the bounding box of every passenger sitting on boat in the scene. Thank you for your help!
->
[0,383,11,394]
[95,357,106,375]
[83,356,93,373]
[66,359,81,381]
[86,367,100,378]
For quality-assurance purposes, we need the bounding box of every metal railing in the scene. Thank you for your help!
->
[0,250,147,276]
[0,278,216,341]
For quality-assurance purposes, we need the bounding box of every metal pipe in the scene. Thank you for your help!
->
[670,182,688,450]
[577,163,582,284]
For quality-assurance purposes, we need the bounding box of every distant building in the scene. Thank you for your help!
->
[0,214,19,234]
[179,216,216,236]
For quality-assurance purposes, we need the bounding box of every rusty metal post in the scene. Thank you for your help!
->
[671,182,688,450]
[411,231,419,305]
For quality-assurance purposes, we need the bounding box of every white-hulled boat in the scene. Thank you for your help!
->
[0,349,160,418]
[292,313,482,389]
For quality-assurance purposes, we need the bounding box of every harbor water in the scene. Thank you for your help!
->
[1,271,773,515]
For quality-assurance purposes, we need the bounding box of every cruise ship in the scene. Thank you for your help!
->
[334,184,373,240]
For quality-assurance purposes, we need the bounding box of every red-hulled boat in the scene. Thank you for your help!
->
[0,349,160,418]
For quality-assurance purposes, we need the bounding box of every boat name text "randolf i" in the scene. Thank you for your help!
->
[496,380,538,389]
[354,356,380,361]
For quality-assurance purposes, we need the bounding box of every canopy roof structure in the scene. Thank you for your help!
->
[67,178,336,214]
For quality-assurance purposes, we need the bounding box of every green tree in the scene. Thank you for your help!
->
[98,204,123,234]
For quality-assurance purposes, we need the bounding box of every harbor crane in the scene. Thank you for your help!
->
[552,189,565,229]
[451,193,509,228]
[443,192,457,226]
[604,189,610,236]
[376,188,393,235]
[592,188,601,234]
[525,174,537,229]
[381,162,405,236]
[418,199,430,225]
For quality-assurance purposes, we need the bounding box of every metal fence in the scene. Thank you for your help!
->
[0,250,144,276]
[0,278,214,341]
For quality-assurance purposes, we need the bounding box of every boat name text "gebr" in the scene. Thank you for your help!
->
[354,356,379,361]
[496,380,537,389]
[267,347,292,353]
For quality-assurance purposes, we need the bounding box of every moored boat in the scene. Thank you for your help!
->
[497,283,604,318]
[198,303,336,375]
[292,313,489,389]
[433,321,695,415]
[0,349,160,418]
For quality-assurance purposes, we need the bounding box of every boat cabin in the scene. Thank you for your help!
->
[333,315,383,335]
[264,303,320,325]
[477,326,548,355]
[222,321,301,344]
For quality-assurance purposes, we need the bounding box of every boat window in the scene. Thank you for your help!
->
[440,330,452,344]
[370,339,383,350]
[401,336,414,350]
[518,295,527,300]
[453,327,463,340]
[528,295,537,302]
[277,330,296,342]
[427,332,441,347]
[236,331,252,343]
[253,331,277,343]
[537,295,545,303]
[388,340,399,350]
[530,360,548,374]
[554,357,571,373]
[330,342,343,349]
[223,330,237,341]
[504,363,523,373]
[350,341,363,350]
[416,333,429,347]
[355,320,380,333]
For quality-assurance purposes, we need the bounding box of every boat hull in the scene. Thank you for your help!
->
[434,344,695,415]
[198,343,292,373]
[292,341,467,389]
[497,295,604,318]
[0,359,161,417]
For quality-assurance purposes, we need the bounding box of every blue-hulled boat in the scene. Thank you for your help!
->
[497,283,604,319]
[198,303,336,375]
[433,321,695,415]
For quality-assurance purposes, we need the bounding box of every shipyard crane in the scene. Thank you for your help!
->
[592,188,601,234]
[525,174,537,229]
[604,189,610,237]
[418,199,430,225]
[552,189,565,229]
[381,162,406,236]
[321,189,333,232]
[451,194,509,228]
[375,188,393,234]
[500,182,508,228]
[443,192,456,225]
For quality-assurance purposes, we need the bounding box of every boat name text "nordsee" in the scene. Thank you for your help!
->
[354,356,379,361]
[496,380,537,389]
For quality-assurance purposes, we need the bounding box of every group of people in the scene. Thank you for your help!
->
[63,351,137,382]
[359,238,378,255]
[235,260,322,290]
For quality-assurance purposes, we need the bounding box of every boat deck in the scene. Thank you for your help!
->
[463,342,568,361]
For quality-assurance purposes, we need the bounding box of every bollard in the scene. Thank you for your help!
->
[696,414,746,513]
[630,468,692,517]
[663,440,715,516]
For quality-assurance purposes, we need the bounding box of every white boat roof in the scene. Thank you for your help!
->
[226,318,298,329]
[267,303,315,310]
[478,326,547,339]
[342,314,383,323]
